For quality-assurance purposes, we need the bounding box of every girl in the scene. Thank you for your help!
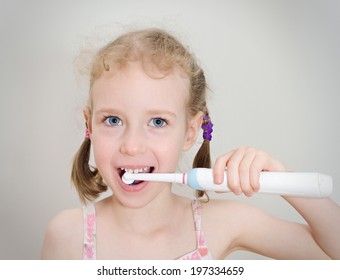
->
[41,28,340,259]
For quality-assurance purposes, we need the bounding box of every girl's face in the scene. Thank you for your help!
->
[87,62,202,208]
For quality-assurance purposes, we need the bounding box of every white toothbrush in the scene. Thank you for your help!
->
[122,168,333,198]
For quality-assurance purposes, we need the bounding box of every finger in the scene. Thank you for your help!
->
[225,147,248,195]
[249,153,266,192]
[250,151,287,192]
[213,150,235,184]
[239,148,257,196]
[263,156,287,172]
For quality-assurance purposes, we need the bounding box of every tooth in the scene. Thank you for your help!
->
[120,167,152,174]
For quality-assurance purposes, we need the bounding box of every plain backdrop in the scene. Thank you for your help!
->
[1,0,339,260]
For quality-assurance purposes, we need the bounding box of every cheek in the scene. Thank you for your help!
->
[154,132,185,168]
[91,135,114,167]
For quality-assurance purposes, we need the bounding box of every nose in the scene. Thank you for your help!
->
[119,126,147,156]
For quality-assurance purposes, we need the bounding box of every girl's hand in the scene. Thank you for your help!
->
[213,146,287,196]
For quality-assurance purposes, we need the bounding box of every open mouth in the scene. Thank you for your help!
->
[118,167,155,185]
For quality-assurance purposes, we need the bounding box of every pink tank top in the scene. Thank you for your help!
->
[83,199,212,260]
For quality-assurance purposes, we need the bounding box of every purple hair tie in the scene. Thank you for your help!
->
[202,115,213,141]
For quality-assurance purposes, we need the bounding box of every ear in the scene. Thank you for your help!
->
[83,106,92,132]
[183,111,204,151]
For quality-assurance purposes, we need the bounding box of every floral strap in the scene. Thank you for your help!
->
[83,203,96,260]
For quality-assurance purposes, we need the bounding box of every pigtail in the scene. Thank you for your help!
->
[71,138,107,204]
[193,139,211,169]
[192,140,211,200]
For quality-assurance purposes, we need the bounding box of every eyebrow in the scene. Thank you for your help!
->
[93,108,123,116]
[146,109,177,118]
[94,108,177,118]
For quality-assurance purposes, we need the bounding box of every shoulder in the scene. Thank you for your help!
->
[41,208,84,259]
[46,208,84,235]
[201,198,275,225]
[199,199,245,239]
[200,198,256,221]
[199,198,274,258]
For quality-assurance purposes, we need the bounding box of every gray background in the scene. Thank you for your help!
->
[1,0,339,259]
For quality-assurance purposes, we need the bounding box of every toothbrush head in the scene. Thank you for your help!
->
[122,172,136,185]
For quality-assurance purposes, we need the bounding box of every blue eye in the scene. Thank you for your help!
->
[105,116,122,126]
[149,118,167,127]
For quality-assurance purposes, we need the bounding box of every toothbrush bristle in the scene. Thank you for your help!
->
[121,168,154,185]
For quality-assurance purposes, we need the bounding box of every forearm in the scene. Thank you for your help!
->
[283,196,340,259]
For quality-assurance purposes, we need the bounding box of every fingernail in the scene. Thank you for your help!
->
[216,175,224,184]
[234,188,242,195]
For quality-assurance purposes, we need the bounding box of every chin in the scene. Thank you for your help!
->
[107,185,160,209]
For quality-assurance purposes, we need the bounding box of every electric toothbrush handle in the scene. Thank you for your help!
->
[186,168,333,198]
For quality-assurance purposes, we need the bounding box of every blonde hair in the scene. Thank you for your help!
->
[71,28,211,203]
